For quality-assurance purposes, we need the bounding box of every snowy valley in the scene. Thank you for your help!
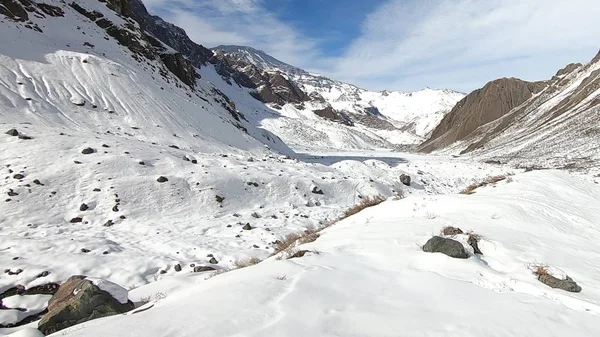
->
[0,0,599,336]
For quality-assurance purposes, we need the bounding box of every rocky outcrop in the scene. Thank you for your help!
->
[212,51,309,105]
[422,236,469,259]
[538,274,582,293]
[38,276,133,335]
[1,0,63,22]
[129,0,213,66]
[159,53,197,87]
[420,78,546,152]
[106,0,132,18]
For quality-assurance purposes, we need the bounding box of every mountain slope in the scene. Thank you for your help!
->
[420,78,547,152]
[420,51,600,172]
[212,45,465,144]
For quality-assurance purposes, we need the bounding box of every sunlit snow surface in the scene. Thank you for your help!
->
[12,170,599,337]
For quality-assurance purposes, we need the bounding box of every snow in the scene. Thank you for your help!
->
[4,328,43,337]
[1,2,598,336]
[0,295,51,327]
[30,170,600,337]
[85,278,129,304]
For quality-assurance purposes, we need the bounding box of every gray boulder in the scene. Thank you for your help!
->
[442,226,463,236]
[399,174,411,186]
[38,276,133,335]
[538,274,582,293]
[423,236,469,259]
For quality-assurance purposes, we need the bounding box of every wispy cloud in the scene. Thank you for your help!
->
[326,0,600,91]
[144,0,322,69]
[143,0,600,92]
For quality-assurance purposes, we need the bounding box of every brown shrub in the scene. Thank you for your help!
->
[271,195,386,258]
[460,175,512,194]
[233,257,262,269]
[340,195,386,219]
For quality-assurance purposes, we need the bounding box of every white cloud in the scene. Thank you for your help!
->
[143,0,600,92]
[146,0,321,69]
[326,0,600,91]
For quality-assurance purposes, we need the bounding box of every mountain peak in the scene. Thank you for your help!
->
[212,45,306,75]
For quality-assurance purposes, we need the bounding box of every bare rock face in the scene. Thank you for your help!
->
[422,236,469,259]
[159,52,197,88]
[420,78,546,153]
[38,276,133,335]
[538,274,582,293]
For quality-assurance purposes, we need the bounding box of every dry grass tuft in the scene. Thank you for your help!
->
[271,195,386,259]
[233,257,262,269]
[460,174,513,194]
[467,232,483,242]
[340,195,386,219]
[531,263,551,277]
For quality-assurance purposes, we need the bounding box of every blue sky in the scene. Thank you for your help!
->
[144,0,600,92]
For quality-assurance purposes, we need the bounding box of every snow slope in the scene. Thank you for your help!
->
[23,170,600,337]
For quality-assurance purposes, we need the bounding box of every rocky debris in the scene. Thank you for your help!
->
[37,276,134,335]
[193,266,215,273]
[251,212,261,218]
[156,176,168,183]
[112,205,119,212]
[242,223,252,230]
[70,217,83,223]
[103,220,114,227]
[7,189,18,197]
[36,271,51,278]
[209,257,218,264]
[288,250,310,259]
[467,235,483,255]
[215,195,225,203]
[79,203,89,211]
[13,173,25,180]
[422,236,469,259]
[442,226,463,236]
[399,174,411,186]
[80,248,90,253]
[174,264,182,272]
[311,186,324,195]
[538,274,582,293]
[6,128,19,136]
[33,179,44,185]
[81,147,95,154]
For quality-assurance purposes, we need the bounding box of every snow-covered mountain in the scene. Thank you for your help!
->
[212,45,465,144]
[421,51,600,172]
[2,1,600,336]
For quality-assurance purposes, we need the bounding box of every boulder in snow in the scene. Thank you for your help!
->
[467,234,483,255]
[538,274,582,293]
[157,176,168,183]
[81,147,95,154]
[38,276,133,335]
[422,236,469,259]
[441,226,463,236]
[6,128,19,136]
[400,174,411,186]
[311,186,324,195]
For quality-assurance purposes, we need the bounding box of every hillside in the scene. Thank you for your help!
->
[15,170,600,337]
[421,51,600,173]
